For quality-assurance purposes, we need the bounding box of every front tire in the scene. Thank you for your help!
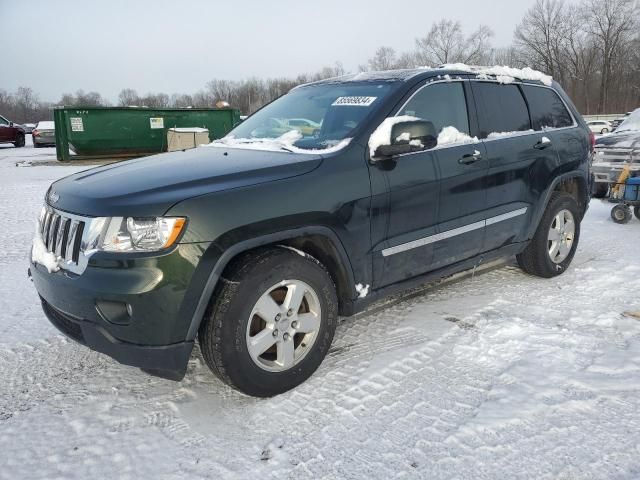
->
[198,247,338,397]
[13,134,25,148]
[601,128,609,134]
[517,192,581,278]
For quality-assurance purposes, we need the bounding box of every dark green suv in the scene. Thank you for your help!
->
[30,66,591,396]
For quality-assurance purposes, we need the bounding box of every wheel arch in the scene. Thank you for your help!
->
[526,171,589,240]
[185,226,357,341]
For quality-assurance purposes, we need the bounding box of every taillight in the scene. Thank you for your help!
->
[32,129,39,137]
[588,131,595,153]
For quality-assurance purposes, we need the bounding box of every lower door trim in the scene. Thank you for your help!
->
[381,207,528,257]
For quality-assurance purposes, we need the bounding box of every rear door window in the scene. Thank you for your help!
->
[398,82,470,136]
[521,85,573,130]
[471,82,531,138]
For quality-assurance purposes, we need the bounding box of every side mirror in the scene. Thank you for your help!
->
[371,119,437,160]
[8,121,14,127]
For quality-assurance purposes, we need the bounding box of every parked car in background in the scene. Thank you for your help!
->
[0,114,26,147]
[587,120,611,134]
[31,65,591,397]
[611,112,632,132]
[32,121,55,148]
[592,108,640,198]
[21,123,36,134]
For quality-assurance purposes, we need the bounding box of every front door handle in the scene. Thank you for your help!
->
[459,150,482,165]
[534,137,552,149]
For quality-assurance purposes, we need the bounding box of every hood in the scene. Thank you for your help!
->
[595,130,640,149]
[49,146,323,217]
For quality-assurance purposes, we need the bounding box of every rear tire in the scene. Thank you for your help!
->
[198,247,338,397]
[601,128,609,134]
[517,192,580,278]
[592,182,608,198]
[611,204,632,224]
[13,134,25,148]
[634,206,640,221]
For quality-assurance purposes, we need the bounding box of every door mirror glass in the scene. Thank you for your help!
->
[371,119,437,160]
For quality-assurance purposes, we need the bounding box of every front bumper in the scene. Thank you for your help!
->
[30,242,211,380]
[33,135,55,146]
[39,294,192,379]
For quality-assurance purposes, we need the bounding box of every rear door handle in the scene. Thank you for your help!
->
[459,150,483,165]
[534,137,552,149]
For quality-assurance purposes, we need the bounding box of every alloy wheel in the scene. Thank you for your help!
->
[245,279,321,372]
[547,209,575,263]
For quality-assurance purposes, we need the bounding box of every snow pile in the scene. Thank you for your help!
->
[487,129,534,139]
[355,283,370,298]
[31,233,59,273]
[395,132,411,142]
[369,115,420,157]
[440,64,553,86]
[207,130,351,155]
[438,126,479,145]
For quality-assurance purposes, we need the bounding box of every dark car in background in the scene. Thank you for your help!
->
[0,114,26,147]
[592,108,640,197]
[30,65,591,397]
[21,123,36,134]
[610,112,632,132]
[32,121,56,147]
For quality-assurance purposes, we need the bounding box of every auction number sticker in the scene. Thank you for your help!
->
[150,117,164,129]
[332,96,377,106]
[70,117,84,132]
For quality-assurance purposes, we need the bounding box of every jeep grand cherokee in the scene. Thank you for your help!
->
[30,65,591,397]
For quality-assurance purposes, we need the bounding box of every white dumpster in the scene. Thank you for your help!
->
[167,127,210,152]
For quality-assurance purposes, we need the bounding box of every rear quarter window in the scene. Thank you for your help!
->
[521,85,573,130]
[471,82,531,138]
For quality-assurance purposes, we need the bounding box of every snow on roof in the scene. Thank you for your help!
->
[305,64,552,87]
[305,68,430,86]
[36,121,55,129]
[438,64,553,86]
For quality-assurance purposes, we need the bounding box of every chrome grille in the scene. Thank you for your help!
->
[38,206,89,274]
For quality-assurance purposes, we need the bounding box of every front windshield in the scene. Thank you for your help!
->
[616,109,640,133]
[220,82,396,151]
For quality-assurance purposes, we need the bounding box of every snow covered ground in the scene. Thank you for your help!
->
[1,138,640,479]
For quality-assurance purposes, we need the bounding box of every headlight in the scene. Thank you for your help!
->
[85,216,186,253]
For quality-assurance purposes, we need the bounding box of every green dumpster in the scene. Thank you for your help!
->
[53,106,241,162]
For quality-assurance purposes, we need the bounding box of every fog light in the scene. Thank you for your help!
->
[95,300,132,325]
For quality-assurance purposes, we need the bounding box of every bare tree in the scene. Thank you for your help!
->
[583,0,639,112]
[514,0,570,80]
[368,46,398,70]
[415,19,494,65]
[14,87,39,123]
[118,88,140,106]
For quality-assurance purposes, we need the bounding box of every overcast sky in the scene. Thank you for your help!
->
[1,0,538,102]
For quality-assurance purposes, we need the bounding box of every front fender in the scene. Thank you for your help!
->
[182,226,357,341]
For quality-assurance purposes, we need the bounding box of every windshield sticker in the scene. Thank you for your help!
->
[332,96,377,107]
